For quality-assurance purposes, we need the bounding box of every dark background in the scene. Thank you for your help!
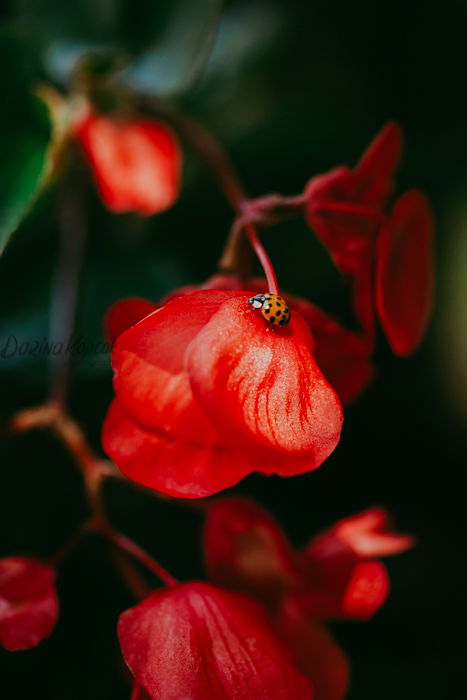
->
[1,0,467,698]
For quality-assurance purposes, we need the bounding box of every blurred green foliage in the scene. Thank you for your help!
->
[1,1,467,699]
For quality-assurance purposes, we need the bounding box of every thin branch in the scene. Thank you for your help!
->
[49,183,87,406]
[104,528,178,588]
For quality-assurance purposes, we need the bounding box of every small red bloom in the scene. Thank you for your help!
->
[305,124,401,341]
[118,582,313,699]
[103,289,343,498]
[305,122,435,358]
[75,106,181,215]
[203,499,413,698]
[0,557,59,651]
[376,190,434,355]
[204,497,413,621]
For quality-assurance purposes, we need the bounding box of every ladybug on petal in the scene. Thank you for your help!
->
[248,293,290,326]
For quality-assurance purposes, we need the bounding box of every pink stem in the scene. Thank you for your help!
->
[244,223,279,295]
[106,529,178,588]
[144,104,281,293]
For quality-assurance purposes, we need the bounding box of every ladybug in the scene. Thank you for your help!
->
[247,293,290,326]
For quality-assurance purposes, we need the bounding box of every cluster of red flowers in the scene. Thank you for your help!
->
[2,105,433,700]
[0,502,413,699]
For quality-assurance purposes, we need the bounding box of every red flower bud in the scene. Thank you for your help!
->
[75,107,181,215]
[0,557,59,651]
[103,289,342,498]
[376,190,434,355]
[118,582,313,700]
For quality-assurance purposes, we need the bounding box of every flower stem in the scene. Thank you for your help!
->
[243,223,279,295]
[49,518,95,566]
[49,183,87,406]
[104,529,178,588]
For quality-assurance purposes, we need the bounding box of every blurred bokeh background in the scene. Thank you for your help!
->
[1,0,466,698]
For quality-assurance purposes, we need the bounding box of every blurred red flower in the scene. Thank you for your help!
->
[0,557,59,651]
[75,106,181,215]
[305,123,434,353]
[103,289,342,498]
[203,498,414,699]
[118,581,313,699]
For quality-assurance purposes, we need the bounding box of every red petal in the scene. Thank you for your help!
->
[0,557,59,651]
[203,277,374,403]
[105,297,158,343]
[187,293,342,471]
[355,122,403,208]
[160,273,244,304]
[276,602,349,700]
[118,582,313,700]
[76,110,181,215]
[301,511,405,620]
[131,684,151,700]
[102,400,252,498]
[339,560,389,618]
[203,498,301,605]
[331,507,415,557]
[111,291,233,444]
[376,190,434,355]
[306,168,381,277]
[288,296,374,403]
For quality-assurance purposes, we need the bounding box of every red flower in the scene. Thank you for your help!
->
[75,105,181,215]
[203,498,413,699]
[0,557,59,651]
[102,289,343,498]
[106,273,372,404]
[305,123,434,352]
[118,582,313,699]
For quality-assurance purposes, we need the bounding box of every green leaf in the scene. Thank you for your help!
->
[0,36,53,255]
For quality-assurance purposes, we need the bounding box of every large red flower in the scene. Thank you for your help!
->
[105,274,372,405]
[103,289,343,498]
[203,498,413,699]
[75,105,181,215]
[118,581,313,700]
[0,557,59,651]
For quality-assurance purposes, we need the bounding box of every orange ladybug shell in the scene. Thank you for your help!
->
[247,293,290,326]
